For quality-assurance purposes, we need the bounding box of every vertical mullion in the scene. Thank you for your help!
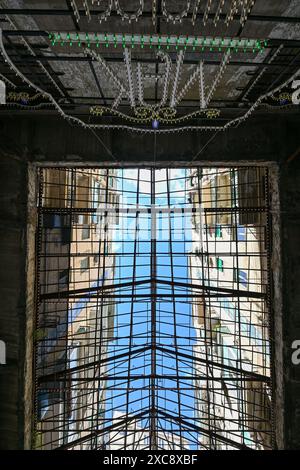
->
[166,168,184,449]
[124,169,140,449]
[150,167,157,450]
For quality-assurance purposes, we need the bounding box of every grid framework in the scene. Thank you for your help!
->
[33,165,275,450]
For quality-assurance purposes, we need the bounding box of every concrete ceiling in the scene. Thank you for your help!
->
[0,0,299,130]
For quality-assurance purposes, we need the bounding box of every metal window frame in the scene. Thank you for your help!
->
[28,163,284,452]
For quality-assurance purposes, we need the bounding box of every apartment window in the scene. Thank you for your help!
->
[43,214,71,244]
[58,269,68,288]
[215,225,223,238]
[92,180,101,224]
[210,182,217,226]
[230,169,238,204]
[237,226,246,241]
[233,268,248,287]
[190,175,196,187]
[61,226,71,245]
[208,226,214,237]
[80,257,89,273]
[82,225,90,240]
[43,213,62,228]
[216,257,224,272]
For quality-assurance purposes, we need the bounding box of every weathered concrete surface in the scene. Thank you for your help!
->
[0,112,298,165]
[280,158,300,449]
[0,111,299,449]
[0,147,28,450]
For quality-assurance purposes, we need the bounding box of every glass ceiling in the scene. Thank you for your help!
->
[34,167,274,450]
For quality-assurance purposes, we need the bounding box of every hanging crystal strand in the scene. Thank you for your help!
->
[240,0,247,25]
[152,0,157,26]
[94,0,113,24]
[162,0,191,24]
[5,14,64,97]
[85,47,129,109]
[240,0,256,27]
[136,62,146,107]
[83,0,91,21]
[70,0,81,23]
[203,0,212,26]
[114,0,144,24]
[175,63,202,107]
[199,61,206,109]
[192,0,201,26]
[235,0,245,25]
[1,22,297,134]
[0,71,16,89]
[213,0,225,27]
[123,48,136,109]
[170,50,185,108]
[112,90,124,110]
[243,45,284,100]
[206,49,231,106]
[137,51,171,109]
[158,51,172,108]
[225,0,239,27]
[0,28,86,128]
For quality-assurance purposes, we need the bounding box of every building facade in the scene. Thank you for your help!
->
[35,168,119,449]
[189,168,273,450]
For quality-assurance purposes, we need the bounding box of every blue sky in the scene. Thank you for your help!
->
[105,169,199,449]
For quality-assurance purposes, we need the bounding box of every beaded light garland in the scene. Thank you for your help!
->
[84,46,129,109]
[213,0,225,26]
[124,48,136,108]
[0,27,298,135]
[205,109,221,118]
[162,0,191,24]
[240,0,255,27]
[70,1,256,27]
[199,62,206,109]
[206,49,231,106]
[203,0,212,26]
[49,32,266,53]
[136,51,171,110]
[192,0,201,25]
[89,104,220,124]
[225,0,238,26]
[152,0,157,26]
[7,91,46,102]
[170,50,185,108]
[70,0,80,22]
[72,0,143,24]
[5,14,64,97]
[3,102,54,111]
[159,51,172,108]
[0,71,16,89]
[175,62,202,107]
[115,0,144,23]
[243,45,283,100]
[272,92,292,103]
